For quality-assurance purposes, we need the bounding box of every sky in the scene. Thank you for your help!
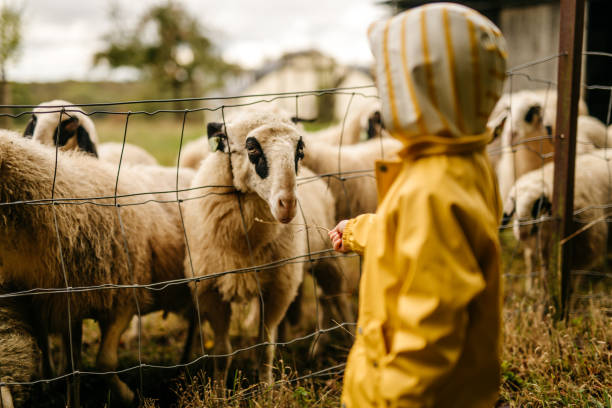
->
[4,0,391,82]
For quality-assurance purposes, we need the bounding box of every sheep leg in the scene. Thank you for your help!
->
[200,290,232,389]
[64,321,82,408]
[0,382,14,408]
[35,326,55,379]
[97,310,135,406]
[180,311,197,365]
[524,247,534,292]
[259,285,295,385]
[314,260,354,331]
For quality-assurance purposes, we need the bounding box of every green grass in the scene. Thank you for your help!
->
[94,115,205,166]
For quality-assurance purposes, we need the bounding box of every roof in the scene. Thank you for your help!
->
[379,0,557,12]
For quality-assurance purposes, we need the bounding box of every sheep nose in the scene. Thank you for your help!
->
[278,197,296,211]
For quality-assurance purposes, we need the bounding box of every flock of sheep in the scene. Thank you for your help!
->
[1,88,611,406]
[0,98,393,407]
[488,89,612,290]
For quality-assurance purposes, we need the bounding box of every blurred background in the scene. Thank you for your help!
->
[1,0,611,164]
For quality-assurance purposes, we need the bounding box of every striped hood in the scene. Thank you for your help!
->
[368,3,507,155]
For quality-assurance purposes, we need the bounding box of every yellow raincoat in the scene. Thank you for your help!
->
[341,4,507,407]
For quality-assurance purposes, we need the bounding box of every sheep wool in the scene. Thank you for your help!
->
[504,148,612,287]
[0,131,190,405]
[182,107,346,384]
[98,142,159,168]
[301,136,402,221]
[0,292,41,408]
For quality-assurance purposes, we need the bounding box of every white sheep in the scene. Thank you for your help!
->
[301,136,403,221]
[503,148,612,289]
[306,99,386,146]
[182,107,346,385]
[178,137,210,169]
[0,131,192,405]
[0,289,42,408]
[23,100,99,156]
[97,142,159,168]
[24,100,159,168]
[493,90,599,203]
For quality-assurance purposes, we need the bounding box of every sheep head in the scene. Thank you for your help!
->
[23,100,98,157]
[497,92,547,147]
[207,109,305,224]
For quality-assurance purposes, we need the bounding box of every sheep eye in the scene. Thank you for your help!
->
[23,115,37,138]
[295,139,304,160]
[245,137,268,179]
[246,138,262,160]
[294,138,305,173]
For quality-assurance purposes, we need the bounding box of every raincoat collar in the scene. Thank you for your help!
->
[375,131,491,201]
[396,131,491,160]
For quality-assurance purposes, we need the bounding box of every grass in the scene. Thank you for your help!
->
[95,115,205,167]
[22,231,610,407]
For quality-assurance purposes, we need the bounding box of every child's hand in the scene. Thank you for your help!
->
[329,220,349,253]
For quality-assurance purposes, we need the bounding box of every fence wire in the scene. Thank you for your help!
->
[0,51,610,407]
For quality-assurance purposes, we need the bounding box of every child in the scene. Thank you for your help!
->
[329,3,507,407]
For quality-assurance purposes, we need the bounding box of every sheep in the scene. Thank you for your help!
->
[181,107,349,385]
[0,287,42,408]
[97,142,159,168]
[23,100,99,156]
[178,137,210,169]
[306,99,386,146]
[575,115,611,150]
[0,131,192,405]
[23,100,159,168]
[492,90,598,203]
[300,136,402,222]
[502,148,612,290]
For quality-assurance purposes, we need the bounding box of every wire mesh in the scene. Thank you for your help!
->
[0,49,610,406]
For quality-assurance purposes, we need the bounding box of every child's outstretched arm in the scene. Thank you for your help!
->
[328,214,377,255]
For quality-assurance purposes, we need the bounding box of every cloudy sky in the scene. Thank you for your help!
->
[5,0,391,82]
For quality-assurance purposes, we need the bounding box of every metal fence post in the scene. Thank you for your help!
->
[549,0,585,320]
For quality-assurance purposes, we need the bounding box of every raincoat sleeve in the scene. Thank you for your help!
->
[342,213,377,255]
[377,190,489,405]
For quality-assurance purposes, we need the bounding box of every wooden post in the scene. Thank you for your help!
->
[549,0,585,320]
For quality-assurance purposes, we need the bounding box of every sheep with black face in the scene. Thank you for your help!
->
[502,149,612,290]
[23,100,99,156]
[23,100,159,167]
[182,107,339,385]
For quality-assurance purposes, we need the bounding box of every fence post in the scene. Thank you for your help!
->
[549,0,585,320]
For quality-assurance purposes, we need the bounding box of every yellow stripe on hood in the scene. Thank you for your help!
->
[368,3,507,156]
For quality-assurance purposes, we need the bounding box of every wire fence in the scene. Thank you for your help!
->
[0,50,610,407]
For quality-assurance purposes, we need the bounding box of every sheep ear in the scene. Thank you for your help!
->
[531,195,552,219]
[545,125,553,136]
[490,116,506,142]
[524,105,542,126]
[207,122,226,152]
[23,117,36,138]
[367,110,384,139]
[501,208,514,226]
[76,126,98,157]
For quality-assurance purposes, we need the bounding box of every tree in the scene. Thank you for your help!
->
[94,1,239,105]
[0,3,22,127]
